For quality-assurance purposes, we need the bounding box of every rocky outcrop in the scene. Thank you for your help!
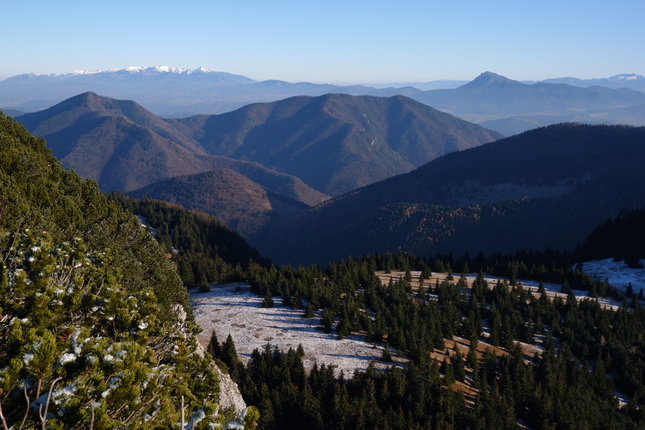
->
[214,365,248,413]
[192,335,247,413]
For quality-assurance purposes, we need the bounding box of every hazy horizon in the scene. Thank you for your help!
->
[3,0,644,85]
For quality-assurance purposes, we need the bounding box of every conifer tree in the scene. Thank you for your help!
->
[262,291,275,308]
[442,359,456,386]
[382,343,393,362]
[453,346,466,383]
[208,331,222,359]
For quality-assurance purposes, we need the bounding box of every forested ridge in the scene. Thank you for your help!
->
[110,193,271,290]
[574,208,645,268]
[0,112,258,428]
[253,123,645,266]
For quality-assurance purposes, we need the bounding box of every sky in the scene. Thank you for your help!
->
[3,0,645,84]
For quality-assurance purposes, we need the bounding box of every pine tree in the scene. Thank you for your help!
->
[442,359,456,386]
[303,302,315,318]
[382,343,393,362]
[452,346,466,383]
[222,334,240,376]
[262,291,275,308]
[207,331,222,359]
[337,316,351,339]
[321,308,335,334]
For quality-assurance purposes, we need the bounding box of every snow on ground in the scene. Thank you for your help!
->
[379,270,626,311]
[136,215,158,237]
[579,258,645,294]
[190,283,396,377]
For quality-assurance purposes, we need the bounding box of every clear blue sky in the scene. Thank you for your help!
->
[3,0,644,84]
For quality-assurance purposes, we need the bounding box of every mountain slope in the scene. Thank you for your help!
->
[128,168,308,237]
[252,123,645,265]
[16,92,328,207]
[176,93,503,196]
[17,92,218,192]
[0,111,257,428]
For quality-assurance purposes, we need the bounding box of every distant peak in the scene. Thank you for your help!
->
[460,72,520,89]
[614,73,642,81]
[74,91,101,100]
[479,71,504,78]
[70,69,101,75]
[112,66,189,74]
[474,71,512,83]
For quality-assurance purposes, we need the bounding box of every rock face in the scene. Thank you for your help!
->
[193,337,247,413]
[214,366,248,413]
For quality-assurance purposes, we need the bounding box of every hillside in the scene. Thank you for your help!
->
[574,208,645,267]
[17,91,499,202]
[175,93,503,196]
[0,112,257,428]
[16,92,327,208]
[111,194,271,290]
[127,168,309,237]
[17,92,219,192]
[252,123,645,266]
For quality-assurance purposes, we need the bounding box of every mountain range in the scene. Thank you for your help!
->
[170,93,502,196]
[413,72,645,135]
[16,92,325,203]
[5,67,645,135]
[0,66,374,116]
[251,123,645,266]
[540,73,645,92]
[16,91,500,234]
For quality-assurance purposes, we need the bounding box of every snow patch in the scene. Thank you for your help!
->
[190,284,398,377]
[578,258,645,294]
[59,353,77,365]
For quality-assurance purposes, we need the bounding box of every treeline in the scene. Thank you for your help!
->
[110,193,271,290]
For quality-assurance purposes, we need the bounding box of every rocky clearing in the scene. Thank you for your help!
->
[190,283,398,377]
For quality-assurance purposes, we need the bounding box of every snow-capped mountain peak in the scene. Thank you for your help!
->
[69,69,101,75]
[57,66,228,77]
[615,74,640,81]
